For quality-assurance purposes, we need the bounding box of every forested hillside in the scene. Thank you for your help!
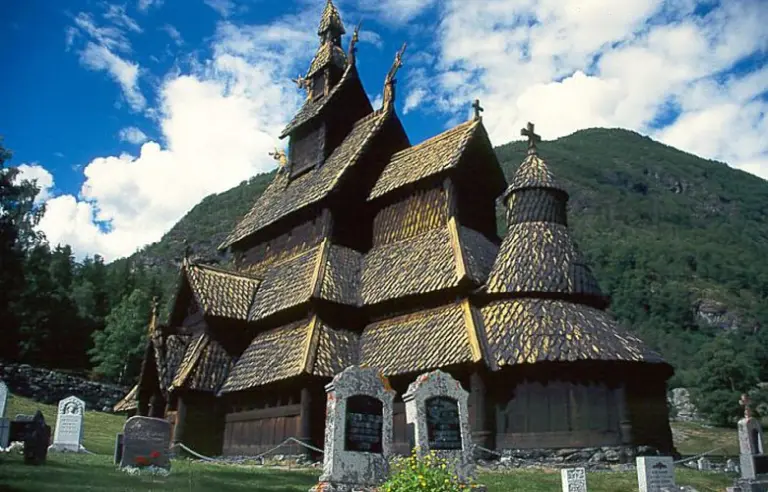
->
[2,128,767,425]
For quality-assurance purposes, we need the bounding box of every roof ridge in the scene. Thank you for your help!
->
[390,119,477,159]
[189,261,262,281]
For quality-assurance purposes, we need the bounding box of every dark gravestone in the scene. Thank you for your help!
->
[114,433,124,465]
[10,411,49,465]
[426,396,462,450]
[344,395,383,453]
[120,416,171,470]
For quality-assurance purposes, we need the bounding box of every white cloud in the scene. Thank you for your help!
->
[415,0,768,180]
[204,0,236,18]
[15,164,54,204]
[354,0,436,24]
[118,127,149,145]
[39,14,319,261]
[403,87,426,114]
[80,42,146,112]
[358,30,382,49]
[162,24,184,46]
[73,12,131,53]
[137,0,163,12]
[104,5,142,33]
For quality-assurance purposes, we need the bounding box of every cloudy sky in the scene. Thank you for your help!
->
[1,0,766,262]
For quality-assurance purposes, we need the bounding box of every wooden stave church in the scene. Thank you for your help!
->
[115,0,675,458]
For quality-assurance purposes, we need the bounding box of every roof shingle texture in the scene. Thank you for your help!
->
[480,298,665,366]
[368,119,479,200]
[359,303,474,376]
[185,263,260,320]
[223,109,386,248]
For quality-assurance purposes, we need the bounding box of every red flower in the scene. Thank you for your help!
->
[150,451,161,459]
[135,456,149,466]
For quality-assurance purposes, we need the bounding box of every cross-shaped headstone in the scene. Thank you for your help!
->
[741,393,753,419]
[472,99,484,120]
[521,122,541,150]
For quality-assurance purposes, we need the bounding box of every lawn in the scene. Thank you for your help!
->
[0,453,735,492]
[0,393,738,491]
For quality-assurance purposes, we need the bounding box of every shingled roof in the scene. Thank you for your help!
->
[219,316,358,393]
[222,109,389,249]
[306,41,347,79]
[177,336,233,393]
[317,0,345,36]
[361,221,497,306]
[480,298,665,366]
[368,119,481,200]
[359,301,481,376]
[184,262,261,320]
[113,384,138,413]
[247,240,362,321]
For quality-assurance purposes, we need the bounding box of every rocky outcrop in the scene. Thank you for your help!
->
[0,362,128,413]
[694,299,742,331]
[668,388,701,422]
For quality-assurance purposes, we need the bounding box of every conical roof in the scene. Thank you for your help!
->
[486,129,606,307]
[318,0,345,36]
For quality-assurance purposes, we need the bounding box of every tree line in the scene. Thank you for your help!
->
[1,139,164,385]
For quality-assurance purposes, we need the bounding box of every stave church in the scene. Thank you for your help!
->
[114,0,675,458]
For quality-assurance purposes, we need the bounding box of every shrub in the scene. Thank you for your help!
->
[381,449,479,492]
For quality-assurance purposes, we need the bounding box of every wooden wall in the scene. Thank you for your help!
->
[626,377,674,452]
[371,186,448,247]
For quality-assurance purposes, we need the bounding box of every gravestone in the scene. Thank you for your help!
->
[120,416,171,470]
[10,411,50,465]
[637,456,675,492]
[697,457,712,471]
[0,380,8,418]
[114,433,124,465]
[561,467,588,492]
[310,365,395,492]
[731,394,768,491]
[727,458,740,473]
[50,395,85,452]
[0,417,10,449]
[403,369,477,484]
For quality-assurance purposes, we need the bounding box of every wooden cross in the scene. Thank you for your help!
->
[521,121,541,150]
[741,393,753,419]
[472,99,484,120]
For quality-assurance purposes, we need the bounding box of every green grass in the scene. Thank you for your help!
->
[0,454,736,492]
[671,421,740,456]
[5,393,126,455]
[0,393,737,490]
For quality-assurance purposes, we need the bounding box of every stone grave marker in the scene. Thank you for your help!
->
[10,411,50,465]
[120,416,171,470]
[731,393,768,490]
[561,467,588,492]
[0,417,10,449]
[51,395,85,452]
[114,433,124,465]
[697,457,712,471]
[0,380,8,418]
[310,365,395,492]
[726,458,739,473]
[637,456,675,492]
[403,369,477,484]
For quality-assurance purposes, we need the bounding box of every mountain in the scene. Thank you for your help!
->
[119,127,768,386]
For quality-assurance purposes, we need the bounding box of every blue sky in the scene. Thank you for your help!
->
[1,0,766,261]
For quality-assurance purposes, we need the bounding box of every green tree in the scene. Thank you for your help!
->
[0,138,45,360]
[90,288,151,384]
[690,334,760,426]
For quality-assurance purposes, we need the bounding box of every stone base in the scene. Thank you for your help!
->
[309,482,380,492]
[48,443,86,453]
[729,478,768,492]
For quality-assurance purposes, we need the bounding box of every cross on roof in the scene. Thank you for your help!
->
[472,99,484,120]
[741,393,753,419]
[521,122,541,150]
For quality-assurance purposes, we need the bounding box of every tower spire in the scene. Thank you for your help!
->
[318,0,345,38]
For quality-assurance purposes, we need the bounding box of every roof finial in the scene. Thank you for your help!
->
[269,148,288,172]
[348,21,361,63]
[382,43,407,111]
[740,393,753,419]
[472,99,484,121]
[182,239,191,264]
[521,121,541,154]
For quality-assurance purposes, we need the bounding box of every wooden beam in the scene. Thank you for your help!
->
[225,404,302,422]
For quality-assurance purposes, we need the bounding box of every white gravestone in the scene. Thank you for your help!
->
[0,380,8,418]
[51,395,85,452]
[637,456,676,492]
[561,467,588,492]
[403,370,477,484]
[697,457,712,471]
[310,366,395,492]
